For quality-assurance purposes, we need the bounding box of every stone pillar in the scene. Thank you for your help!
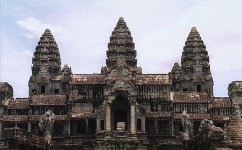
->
[85,119,89,134]
[154,119,158,135]
[67,119,71,136]
[96,117,100,131]
[106,103,111,132]
[130,103,136,134]
[28,121,31,132]
[141,118,145,132]
[170,119,174,136]
[224,122,228,129]
[0,121,2,138]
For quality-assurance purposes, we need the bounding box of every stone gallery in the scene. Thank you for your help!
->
[0,17,242,150]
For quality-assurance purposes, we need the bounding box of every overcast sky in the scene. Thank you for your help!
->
[1,0,242,98]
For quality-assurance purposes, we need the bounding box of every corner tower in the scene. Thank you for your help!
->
[105,17,141,74]
[29,29,62,96]
[31,29,61,76]
[180,27,213,96]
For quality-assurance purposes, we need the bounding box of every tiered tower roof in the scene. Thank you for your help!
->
[181,27,212,82]
[171,62,181,74]
[32,29,61,76]
[106,17,137,70]
[169,62,181,81]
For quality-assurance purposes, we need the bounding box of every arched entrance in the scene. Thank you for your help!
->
[111,93,130,131]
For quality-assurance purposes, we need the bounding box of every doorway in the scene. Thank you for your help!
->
[112,93,130,131]
[114,109,128,130]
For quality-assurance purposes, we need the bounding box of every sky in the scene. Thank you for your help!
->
[0,0,242,98]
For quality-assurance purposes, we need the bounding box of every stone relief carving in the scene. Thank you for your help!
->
[39,110,55,144]
[199,119,224,141]
[228,81,242,96]
[37,65,50,82]
[181,110,193,140]
[105,56,135,92]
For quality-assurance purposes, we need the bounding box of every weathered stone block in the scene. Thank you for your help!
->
[117,122,125,131]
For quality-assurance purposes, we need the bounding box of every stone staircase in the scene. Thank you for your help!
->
[225,114,242,144]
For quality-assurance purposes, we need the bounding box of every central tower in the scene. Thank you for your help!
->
[95,17,146,150]
[104,17,141,74]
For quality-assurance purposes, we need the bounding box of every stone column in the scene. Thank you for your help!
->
[106,103,111,132]
[154,119,158,135]
[67,119,70,136]
[85,119,89,134]
[170,119,174,136]
[130,103,136,134]
[28,121,31,132]
[141,118,146,132]
[96,117,100,131]
[224,122,228,129]
[0,121,2,138]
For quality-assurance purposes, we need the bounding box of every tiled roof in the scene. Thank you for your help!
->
[31,95,66,105]
[136,74,171,85]
[211,115,230,122]
[69,112,96,119]
[171,92,208,103]
[29,115,41,121]
[70,74,105,84]
[7,98,29,109]
[54,115,67,121]
[211,97,231,108]
[29,115,67,121]
[146,112,171,118]
[3,115,28,122]
[174,113,210,120]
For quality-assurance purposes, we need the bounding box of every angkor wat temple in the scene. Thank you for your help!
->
[0,17,242,150]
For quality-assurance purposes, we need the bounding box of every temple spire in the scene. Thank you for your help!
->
[182,27,209,74]
[106,17,137,71]
[191,27,198,33]
[171,62,181,74]
[29,29,62,96]
[180,27,213,96]
[169,62,181,91]
[32,29,61,76]
[117,17,125,25]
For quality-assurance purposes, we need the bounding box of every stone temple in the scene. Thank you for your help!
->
[0,17,242,150]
